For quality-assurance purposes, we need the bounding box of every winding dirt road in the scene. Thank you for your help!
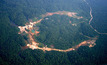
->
[18,0,106,52]
[83,0,107,35]
[19,11,97,52]
[27,37,97,52]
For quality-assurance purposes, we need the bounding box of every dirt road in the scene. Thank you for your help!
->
[83,0,107,35]
[19,10,97,52]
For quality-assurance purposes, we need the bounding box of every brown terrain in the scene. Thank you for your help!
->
[18,0,107,53]
[18,11,97,52]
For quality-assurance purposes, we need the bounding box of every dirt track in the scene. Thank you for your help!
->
[27,37,97,52]
[18,10,98,52]
[83,0,107,35]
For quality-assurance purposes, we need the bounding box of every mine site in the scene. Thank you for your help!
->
[18,11,98,52]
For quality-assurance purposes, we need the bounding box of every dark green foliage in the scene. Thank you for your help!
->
[45,51,71,65]
[36,15,88,49]
[0,0,107,65]
[80,22,98,37]
[88,0,107,33]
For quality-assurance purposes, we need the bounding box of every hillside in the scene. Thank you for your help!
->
[0,0,107,65]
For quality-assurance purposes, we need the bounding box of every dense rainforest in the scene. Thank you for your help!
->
[0,0,107,65]
[36,15,97,49]
[87,0,107,33]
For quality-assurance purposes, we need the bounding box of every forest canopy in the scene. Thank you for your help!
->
[0,0,107,65]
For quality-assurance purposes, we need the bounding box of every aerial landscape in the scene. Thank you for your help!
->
[0,0,107,65]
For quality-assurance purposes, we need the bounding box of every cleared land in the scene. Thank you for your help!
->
[18,11,97,52]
